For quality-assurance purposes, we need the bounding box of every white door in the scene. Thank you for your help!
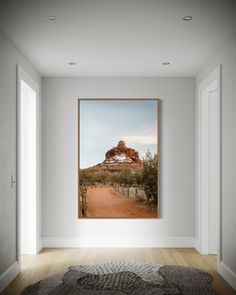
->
[198,67,220,255]
[19,79,37,254]
[17,66,38,255]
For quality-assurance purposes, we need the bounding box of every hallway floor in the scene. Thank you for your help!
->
[2,248,235,295]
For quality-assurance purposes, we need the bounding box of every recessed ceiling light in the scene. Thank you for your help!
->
[182,16,193,21]
[162,62,170,65]
[47,16,56,21]
[68,62,76,66]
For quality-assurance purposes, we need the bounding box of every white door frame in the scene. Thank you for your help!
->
[196,65,222,255]
[16,65,40,258]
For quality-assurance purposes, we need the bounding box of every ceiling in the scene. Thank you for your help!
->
[0,0,236,77]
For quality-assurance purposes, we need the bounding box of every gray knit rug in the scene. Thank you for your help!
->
[21,261,218,295]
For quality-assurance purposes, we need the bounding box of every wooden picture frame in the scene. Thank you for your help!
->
[78,98,160,218]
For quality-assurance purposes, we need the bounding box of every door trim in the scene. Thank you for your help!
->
[16,65,40,258]
[196,65,222,255]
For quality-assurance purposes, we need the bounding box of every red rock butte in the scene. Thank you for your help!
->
[86,140,143,171]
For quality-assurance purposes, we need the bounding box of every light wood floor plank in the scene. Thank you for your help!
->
[1,248,235,295]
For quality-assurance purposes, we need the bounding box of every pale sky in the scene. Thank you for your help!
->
[80,100,158,168]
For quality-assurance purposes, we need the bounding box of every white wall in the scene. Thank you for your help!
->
[196,33,236,289]
[42,77,196,247]
[0,28,41,291]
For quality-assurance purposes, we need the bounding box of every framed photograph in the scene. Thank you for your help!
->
[78,98,160,218]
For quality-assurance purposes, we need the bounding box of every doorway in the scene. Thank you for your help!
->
[197,66,221,255]
[17,66,38,255]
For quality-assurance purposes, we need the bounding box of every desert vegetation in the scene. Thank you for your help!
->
[79,151,158,217]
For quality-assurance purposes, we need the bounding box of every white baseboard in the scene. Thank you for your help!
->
[42,236,196,248]
[0,262,20,293]
[218,260,236,291]
[194,239,213,255]
[37,238,43,253]
[194,238,200,253]
[21,238,43,255]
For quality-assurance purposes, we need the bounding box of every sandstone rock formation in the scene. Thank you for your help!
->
[105,140,142,164]
[86,140,143,171]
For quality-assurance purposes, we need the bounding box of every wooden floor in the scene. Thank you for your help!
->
[2,248,236,295]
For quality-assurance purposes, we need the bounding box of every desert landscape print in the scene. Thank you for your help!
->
[79,99,160,218]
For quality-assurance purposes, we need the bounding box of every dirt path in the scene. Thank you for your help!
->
[86,187,157,218]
